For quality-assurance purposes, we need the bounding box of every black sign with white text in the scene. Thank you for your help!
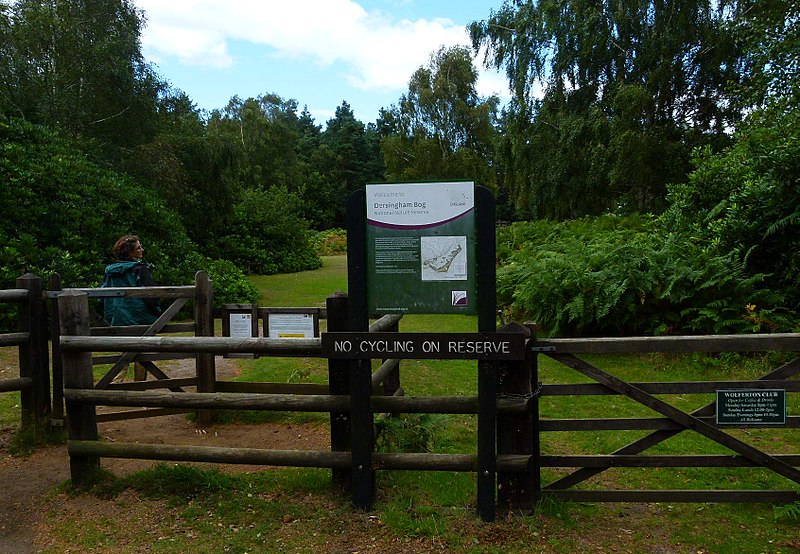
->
[322,332,526,360]
[716,389,786,425]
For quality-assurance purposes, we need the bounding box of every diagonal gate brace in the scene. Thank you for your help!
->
[96,298,189,388]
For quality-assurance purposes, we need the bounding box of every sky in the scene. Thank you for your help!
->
[132,0,511,126]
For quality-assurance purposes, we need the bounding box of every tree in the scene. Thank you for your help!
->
[661,1,800,310]
[0,0,161,152]
[470,0,746,218]
[381,46,498,189]
[314,101,384,227]
[207,93,304,192]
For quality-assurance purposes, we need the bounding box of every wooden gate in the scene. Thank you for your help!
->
[532,334,800,503]
[48,271,214,423]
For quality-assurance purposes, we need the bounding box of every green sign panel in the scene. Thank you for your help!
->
[716,389,786,425]
[366,182,476,315]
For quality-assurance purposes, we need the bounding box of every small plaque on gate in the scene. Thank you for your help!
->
[716,389,786,425]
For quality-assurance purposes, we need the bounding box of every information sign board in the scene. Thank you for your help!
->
[266,312,317,339]
[229,313,254,339]
[366,182,476,315]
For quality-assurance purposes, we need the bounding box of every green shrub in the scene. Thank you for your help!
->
[208,186,321,275]
[203,258,259,305]
[0,118,261,328]
[497,216,796,336]
[310,228,347,255]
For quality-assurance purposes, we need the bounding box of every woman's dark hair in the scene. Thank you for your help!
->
[113,235,140,259]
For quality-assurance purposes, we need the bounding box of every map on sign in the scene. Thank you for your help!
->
[421,236,467,281]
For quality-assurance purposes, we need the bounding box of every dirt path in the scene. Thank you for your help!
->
[0,357,330,554]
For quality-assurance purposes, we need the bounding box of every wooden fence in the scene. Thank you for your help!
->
[0,274,50,423]
[2,275,791,518]
[58,290,534,521]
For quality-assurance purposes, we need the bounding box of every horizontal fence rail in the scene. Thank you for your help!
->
[68,440,531,472]
[0,377,32,393]
[61,336,322,356]
[63,389,531,414]
[535,333,800,353]
[0,289,29,302]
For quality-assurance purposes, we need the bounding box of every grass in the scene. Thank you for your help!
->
[5,254,800,552]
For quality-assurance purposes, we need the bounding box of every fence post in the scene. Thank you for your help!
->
[528,322,541,507]
[345,189,375,510]
[496,322,535,513]
[49,273,65,423]
[194,271,216,424]
[17,273,50,423]
[58,290,99,485]
[327,292,351,490]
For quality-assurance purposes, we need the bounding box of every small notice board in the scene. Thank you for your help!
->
[262,308,319,339]
[221,304,259,358]
[716,389,786,425]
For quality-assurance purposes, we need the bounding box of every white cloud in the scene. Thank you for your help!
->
[134,0,485,92]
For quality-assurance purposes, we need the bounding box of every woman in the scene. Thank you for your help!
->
[102,235,161,326]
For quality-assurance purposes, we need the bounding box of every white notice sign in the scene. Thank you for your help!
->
[229,313,253,339]
[268,313,316,339]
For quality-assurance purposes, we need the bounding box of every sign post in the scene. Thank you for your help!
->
[342,181,498,521]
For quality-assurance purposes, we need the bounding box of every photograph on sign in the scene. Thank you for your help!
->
[267,312,316,339]
[366,181,476,315]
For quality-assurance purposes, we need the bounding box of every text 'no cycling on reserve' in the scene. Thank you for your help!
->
[321,332,526,360]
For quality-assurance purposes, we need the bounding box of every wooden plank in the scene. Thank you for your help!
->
[90,323,195,336]
[536,334,800,353]
[64,335,323,356]
[371,358,400,390]
[96,408,193,422]
[546,357,800,490]
[541,455,800,467]
[369,314,403,333]
[92,353,196,364]
[107,378,197,391]
[549,353,800,485]
[547,490,800,503]
[0,377,32,392]
[58,290,99,484]
[0,289,28,302]
[137,360,186,392]
[326,292,352,490]
[69,440,351,467]
[65,389,352,412]
[49,286,196,299]
[540,416,800,431]
[542,380,800,396]
[68,440,530,472]
[0,332,29,347]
